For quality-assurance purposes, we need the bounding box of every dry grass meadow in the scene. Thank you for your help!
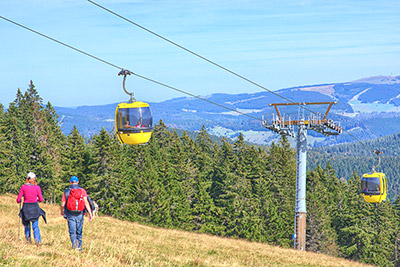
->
[0,194,372,267]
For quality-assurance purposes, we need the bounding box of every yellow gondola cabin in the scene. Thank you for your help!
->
[115,69,153,145]
[115,101,153,145]
[361,172,387,203]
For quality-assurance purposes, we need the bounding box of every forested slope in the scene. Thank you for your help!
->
[1,82,400,266]
[309,133,400,199]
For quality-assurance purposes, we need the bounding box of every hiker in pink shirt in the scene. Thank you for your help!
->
[16,172,46,244]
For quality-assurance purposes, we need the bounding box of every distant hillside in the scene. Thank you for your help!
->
[311,132,400,157]
[0,194,370,267]
[55,75,400,146]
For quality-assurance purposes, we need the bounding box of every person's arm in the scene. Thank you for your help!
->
[84,196,93,221]
[16,186,24,203]
[61,192,66,216]
[37,186,44,202]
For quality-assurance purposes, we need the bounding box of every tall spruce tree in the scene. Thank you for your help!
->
[306,164,339,255]
[86,128,118,213]
[165,130,196,229]
[61,126,91,187]
[266,136,296,247]
[4,89,31,189]
[0,104,15,193]
[183,130,220,233]
[135,142,172,226]
[2,82,64,201]
[38,102,65,203]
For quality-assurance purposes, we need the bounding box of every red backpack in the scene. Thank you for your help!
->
[66,188,85,212]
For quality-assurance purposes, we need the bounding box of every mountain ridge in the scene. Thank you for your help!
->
[55,75,400,146]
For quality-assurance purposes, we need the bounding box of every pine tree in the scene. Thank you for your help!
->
[38,102,65,203]
[211,139,261,239]
[135,143,172,226]
[306,164,339,255]
[85,127,118,213]
[266,136,296,247]
[210,138,238,202]
[193,127,216,187]
[4,89,31,187]
[177,130,221,233]
[61,126,91,187]
[0,104,15,193]
[151,119,173,148]
[88,128,116,178]
[195,125,214,154]
[2,82,64,200]
[191,179,222,233]
[168,130,196,229]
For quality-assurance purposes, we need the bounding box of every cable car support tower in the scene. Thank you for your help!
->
[262,102,342,251]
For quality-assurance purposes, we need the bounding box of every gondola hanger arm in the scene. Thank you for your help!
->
[118,69,136,102]
[372,149,383,172]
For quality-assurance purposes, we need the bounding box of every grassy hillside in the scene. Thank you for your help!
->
[0,195,370,267]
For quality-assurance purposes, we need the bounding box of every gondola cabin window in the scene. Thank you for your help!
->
[117,107,152,130]
[361,176,380,195]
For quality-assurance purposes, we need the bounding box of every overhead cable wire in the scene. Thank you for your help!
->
[0,15,261,122]
[133,73,262,121]
[87,1,380,155]
[87,0,318,116]
[341,128,375,154]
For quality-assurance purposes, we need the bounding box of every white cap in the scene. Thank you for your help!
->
[27,172,36,179]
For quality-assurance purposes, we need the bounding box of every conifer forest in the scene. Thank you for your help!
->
[2,82,400,267]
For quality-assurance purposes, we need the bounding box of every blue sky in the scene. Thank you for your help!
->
[1,0,399,107]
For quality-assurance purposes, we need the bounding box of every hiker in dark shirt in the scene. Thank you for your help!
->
[61,176,92,251]
[16,172,46,244]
